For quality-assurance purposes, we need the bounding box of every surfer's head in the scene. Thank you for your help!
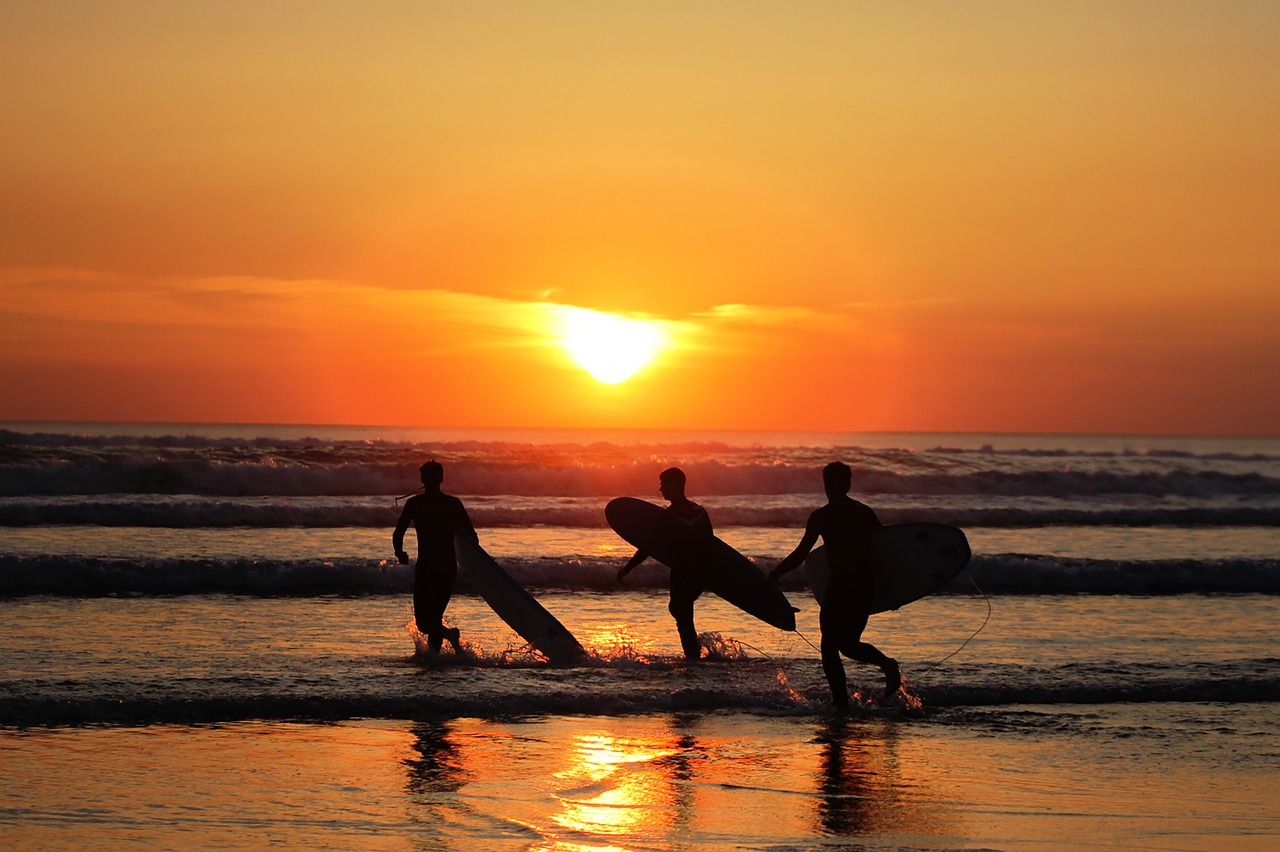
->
[822,461,852,497]
[419,460,444,487]
[658,467,687,500]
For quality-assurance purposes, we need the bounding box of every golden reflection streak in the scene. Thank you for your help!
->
[549,732,681,843]
[578,624,653,664]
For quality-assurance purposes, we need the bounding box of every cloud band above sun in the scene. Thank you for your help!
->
[1,266,1276,435]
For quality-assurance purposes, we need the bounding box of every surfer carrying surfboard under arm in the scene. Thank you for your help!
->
[393,460,478,654]
[617,467,714,661]
[767,461,902,707]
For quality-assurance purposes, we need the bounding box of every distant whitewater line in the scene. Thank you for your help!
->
[3,499,1278,528]
[5,428,1278,501]
[2,553,1276,597]
[2,459,1277,499]
[5,427,1279,461]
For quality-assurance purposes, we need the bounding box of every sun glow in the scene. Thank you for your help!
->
[558,308,668,384]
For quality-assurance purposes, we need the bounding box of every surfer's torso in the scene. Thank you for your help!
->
[658,500,712,547]
[397,492,473,567]
[808,496,881,605]
[657,499,713,576]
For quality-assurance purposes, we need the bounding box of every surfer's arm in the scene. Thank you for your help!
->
[392,504,412,563]
[620,507,681,581]
[767,523,820,583]
[454,498,479,544]
[618,539,657,581]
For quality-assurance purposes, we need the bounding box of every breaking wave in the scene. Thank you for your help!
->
[2,497,1278,528]
[4,428,1278,500]
[2,553,1276,597]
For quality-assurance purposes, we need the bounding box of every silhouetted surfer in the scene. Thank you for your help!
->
[394,460,477,653]
[768,461,901,707]
[617,467,712,660]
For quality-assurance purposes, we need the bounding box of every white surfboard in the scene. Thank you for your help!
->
[606,497,796,631]
[454,534,587,664]
[806,523,971,612]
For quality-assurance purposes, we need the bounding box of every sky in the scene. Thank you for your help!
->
[1,1,1278,435]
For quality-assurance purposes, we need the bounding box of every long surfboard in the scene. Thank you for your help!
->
[806,522,971,612]
[454,534,587,664]
[606,497,796,632]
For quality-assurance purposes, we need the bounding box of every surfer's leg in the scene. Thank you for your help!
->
[821,638,851,708]
[413,583,445,651]
[850,642,901,693]
[818,607,850,708]
[668,569,703,660]
[668,596,701,660]
[838,610,901,692]
[414,563,457,652]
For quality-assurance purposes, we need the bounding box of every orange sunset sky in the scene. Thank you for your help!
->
[2,2,1277,435]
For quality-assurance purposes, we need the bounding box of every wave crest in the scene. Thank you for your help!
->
[2,553,1276,597]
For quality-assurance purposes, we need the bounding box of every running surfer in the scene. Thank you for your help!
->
[617,467,713,660]
[394,460,477,653]
[767,461,901,707]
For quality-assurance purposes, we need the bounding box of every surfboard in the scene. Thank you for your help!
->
[605,497,796,632]
[454,534,588,664]
[806,523,971,612]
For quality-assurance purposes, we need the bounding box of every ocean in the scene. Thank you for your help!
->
[2,422,1278,850]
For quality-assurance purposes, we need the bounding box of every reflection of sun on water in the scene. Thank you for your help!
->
[580,624,649,664]
[551,733,678,841]
[557,307,668,384]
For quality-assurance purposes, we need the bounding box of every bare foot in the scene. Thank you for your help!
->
[883,658,902,695]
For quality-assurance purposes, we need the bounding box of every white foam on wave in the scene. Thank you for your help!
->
[4,428,1278,499]
[5,496,1278,528]
[2,552,1277,597]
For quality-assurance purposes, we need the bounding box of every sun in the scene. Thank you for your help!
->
[558,307,668,384]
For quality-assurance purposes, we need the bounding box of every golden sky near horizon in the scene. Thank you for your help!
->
[1,1,1278,434]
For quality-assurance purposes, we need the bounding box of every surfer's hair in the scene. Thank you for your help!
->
[419,460,444,485]
[658,467,686,487]
[822,461,852,493]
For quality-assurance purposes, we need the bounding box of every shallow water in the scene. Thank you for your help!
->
[4,709,1276,851]
[3,424,1279,849]
[4,593,1278,721]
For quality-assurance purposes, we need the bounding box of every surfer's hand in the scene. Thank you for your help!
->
[395,549,409,565]
[765,568,781,584]
[617,565,631,582]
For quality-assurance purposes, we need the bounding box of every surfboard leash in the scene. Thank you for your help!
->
[913,569,991,683]
[733,636,812,705]
[792,626,822,656]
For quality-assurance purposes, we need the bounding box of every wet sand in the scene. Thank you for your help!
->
[4,710,1275,850]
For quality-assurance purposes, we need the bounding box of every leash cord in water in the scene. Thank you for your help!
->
[734,636,810,704]
[914,569,990,683]
[793,626,822,655]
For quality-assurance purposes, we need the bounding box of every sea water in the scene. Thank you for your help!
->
[1,423,1278,849]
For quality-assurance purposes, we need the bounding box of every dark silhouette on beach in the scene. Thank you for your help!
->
[617,467,713,660]
[768,461,901,707]
[394,461,477,653]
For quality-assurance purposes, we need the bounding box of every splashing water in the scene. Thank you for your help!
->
[698,631,749,661]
